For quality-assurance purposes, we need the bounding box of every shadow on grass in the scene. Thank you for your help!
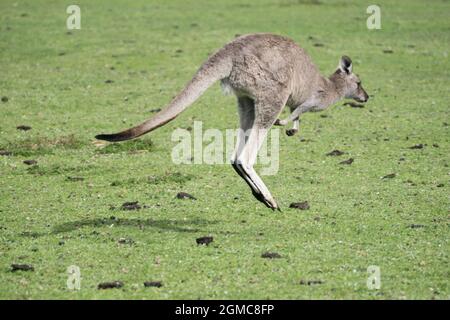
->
[51,217,220,234]
[110,172,194,186]
[96,139,154,154]
[26,163,98,175]
[1,134,85,157]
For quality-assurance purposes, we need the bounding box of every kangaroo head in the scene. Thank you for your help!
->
[333,56,369,103]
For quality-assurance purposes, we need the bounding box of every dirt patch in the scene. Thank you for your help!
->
[196,236,213,245]
[144,281,163,288]
[11,264,34,272]
[16,125,32,131]
[382,173,396,179]
[409,144,424,149]
[289,201,310,210]
[409,224,425,229]
[261,252,282,259]
[339,158,354,165]
[326,149,345,156]
[121,201,141,211]
[23,160,37,165]
[110,177,140,187]
[0,150,12,156]
[67,176,84,182]
[176,192,196,200]
[98,281,123,289]
[299,279,324,285]
[118,237,135,245]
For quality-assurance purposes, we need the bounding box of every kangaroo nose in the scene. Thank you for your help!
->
[360,92,369,103]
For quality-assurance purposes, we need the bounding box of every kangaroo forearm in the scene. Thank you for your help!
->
[279,106,305,125]
[292,118,300,130]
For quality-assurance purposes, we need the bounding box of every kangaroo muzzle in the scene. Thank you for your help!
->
[356,87,369,103]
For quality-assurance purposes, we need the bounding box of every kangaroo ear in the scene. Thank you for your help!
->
[339,55,352,74]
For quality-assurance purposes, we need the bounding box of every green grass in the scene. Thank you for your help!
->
[0,0,449,299]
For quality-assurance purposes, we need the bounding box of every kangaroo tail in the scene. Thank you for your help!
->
[95,51,232,142]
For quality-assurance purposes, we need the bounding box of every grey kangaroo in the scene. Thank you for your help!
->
[96,33,368,210]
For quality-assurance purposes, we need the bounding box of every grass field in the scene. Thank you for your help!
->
[0,0,449,299]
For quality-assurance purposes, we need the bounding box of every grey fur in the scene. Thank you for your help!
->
[96,33,368,210]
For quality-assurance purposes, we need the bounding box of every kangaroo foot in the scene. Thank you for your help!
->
[251,190,279,211]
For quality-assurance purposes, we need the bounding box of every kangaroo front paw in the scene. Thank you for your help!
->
[274,119,288,126]
[286,129,298,136]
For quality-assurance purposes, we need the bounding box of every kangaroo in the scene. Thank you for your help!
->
[96,33,368,210]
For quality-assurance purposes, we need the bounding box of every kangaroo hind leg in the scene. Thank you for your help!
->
[231,97,260,196]
[232,96,287,210]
